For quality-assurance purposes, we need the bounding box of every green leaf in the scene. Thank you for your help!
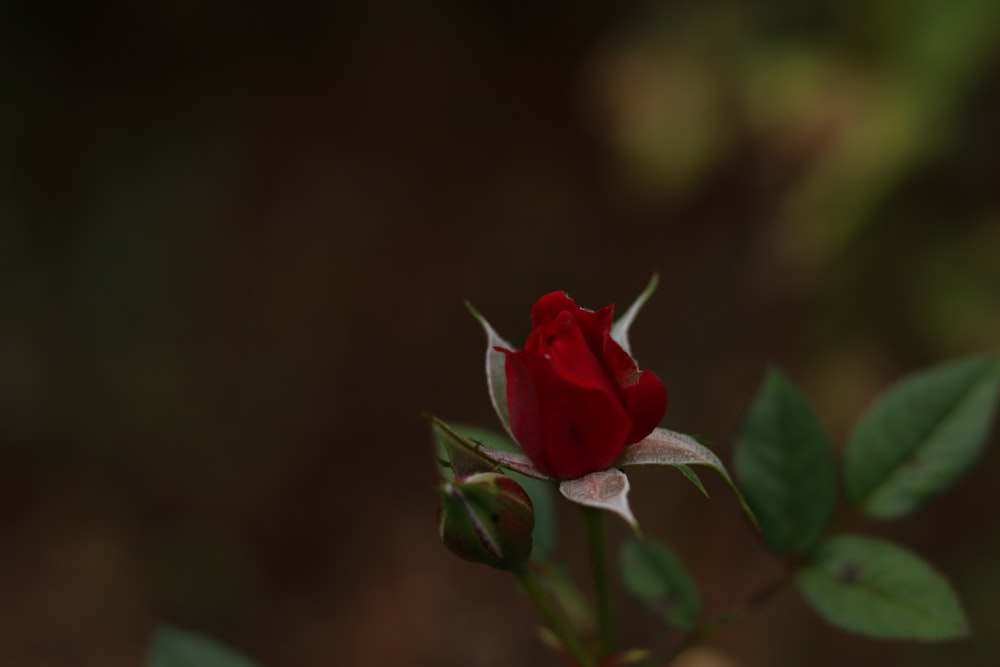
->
[620,538,701,631]
[559,469,638,531]
[447,424,558,556]
[733,370,837,555]
[796,535,969,641]
[611,274,659,356]
[466,303,515,436]
[619,428,759,529]
[148,625,260,667]
[844,356,1000,518]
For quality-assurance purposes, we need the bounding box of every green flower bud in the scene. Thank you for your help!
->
[438,472,535,570]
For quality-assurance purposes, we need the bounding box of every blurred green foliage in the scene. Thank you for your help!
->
[150,626,260,667]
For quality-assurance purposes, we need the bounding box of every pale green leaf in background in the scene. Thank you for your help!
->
[844,356,1000,518]
[620,538,701,631]
[797,535,969,641]
[733,370,837,555]
[149,626,260,667]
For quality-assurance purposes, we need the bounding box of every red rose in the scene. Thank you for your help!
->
[498,291,667,480]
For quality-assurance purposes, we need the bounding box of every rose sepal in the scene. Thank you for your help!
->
[429,415,554,480]
[619,427,759,529]
[465,302,516,438]
[559,469,639,532]
[610,273,659,355]
[430,416,756,531]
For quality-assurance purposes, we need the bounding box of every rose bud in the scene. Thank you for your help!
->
[438,472,535,571]
[498,291,667,480]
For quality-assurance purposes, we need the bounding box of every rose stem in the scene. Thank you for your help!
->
[581,506,613,656]
[514,565,595,667]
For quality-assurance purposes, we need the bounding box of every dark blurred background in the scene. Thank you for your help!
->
[2,1,1000,666]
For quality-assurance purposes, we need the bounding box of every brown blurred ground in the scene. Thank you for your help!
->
[2,1,1000,666]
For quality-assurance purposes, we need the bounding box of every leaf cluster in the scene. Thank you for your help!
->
[613,356,997,650]
[727,357,999,641]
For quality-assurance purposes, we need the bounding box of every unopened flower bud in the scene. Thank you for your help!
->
[438,472,535,570]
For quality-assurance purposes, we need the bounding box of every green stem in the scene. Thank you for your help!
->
[582,507,613,656]
[515,565,595,667]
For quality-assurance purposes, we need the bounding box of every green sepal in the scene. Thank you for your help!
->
[559,469,638,532]
[441,424,558,556]
[439,472,535,571]
[620,428,759,529]
[428,415,552,480]
[466,302,515,436]
[611,274,660,356]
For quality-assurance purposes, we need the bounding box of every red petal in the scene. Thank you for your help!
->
[530,291,578,329]
[601,337,640,389]
[573,303,615,358]
[622,370,668,444]
[573,304,641,390]
[529,310,619,396]
[503,348,631,479]
[501,350,547,470]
